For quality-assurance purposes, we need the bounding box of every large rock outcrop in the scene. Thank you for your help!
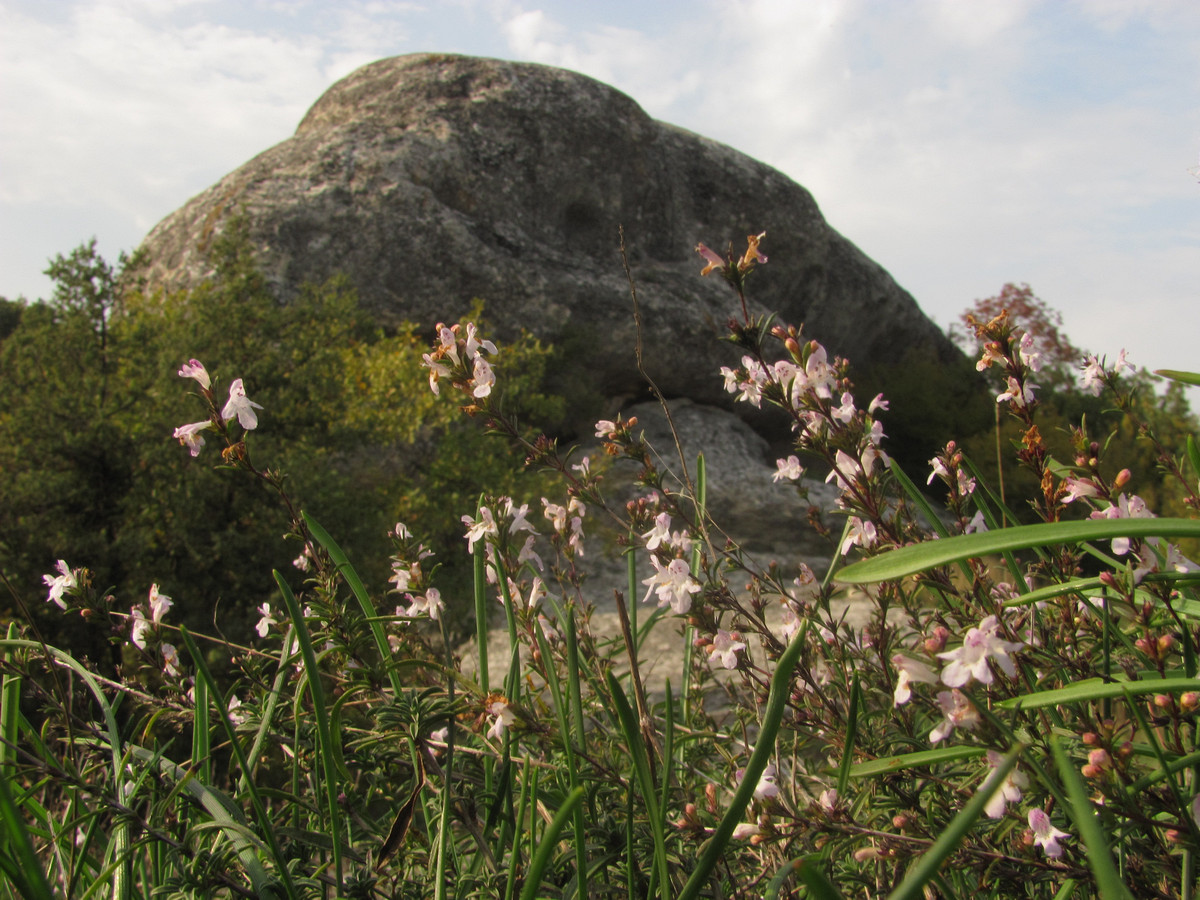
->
[138,53,959,418]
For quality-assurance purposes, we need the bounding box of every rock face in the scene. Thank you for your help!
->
[138,53,959,417]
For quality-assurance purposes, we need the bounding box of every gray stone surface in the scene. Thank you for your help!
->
[137,53,960,419]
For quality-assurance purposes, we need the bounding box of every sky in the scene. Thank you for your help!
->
[2,0,1198,385]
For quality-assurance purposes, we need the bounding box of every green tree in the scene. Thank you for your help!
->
[1,223,567,654]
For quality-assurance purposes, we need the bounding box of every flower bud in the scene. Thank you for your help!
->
[1116,741,1133,760]
[1153,693,1173,710]
[1180,692,1199,713]
[1114,468,1131,488]
[924,626,950,655]
[1158,634,1177,655]
[1087,748,1111,770]
[1081,732,1100,746]
[892,814,911,830]
[1081,764,1101,779]
[1099,571,1119,588]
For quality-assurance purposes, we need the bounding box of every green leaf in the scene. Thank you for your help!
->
[998,676,1200,711]
[848,746,987,778]
[1155,369,1200,387]
[836,518,1200,584]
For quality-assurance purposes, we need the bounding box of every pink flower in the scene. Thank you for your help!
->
[777,602,803,642]
[486,699,517,740]
[736,762,779,800]
[839,517,877,556]
[892,654,938,706]
[173,421,211,457]
[594,419,618,438]
[831,392,856,423]
[177,359,211,389]
[773,455,804,482]
[976,342,1005,372]
[222,378,263,430]
[1080,355,1105,395]
[730,823,761,840]
[1017,332,1042,371]
[929,689,979,743]
[1089,493,1153,555]
[43,560,76,609]
[982,750,1027,818]
[642,512,673,550]
[1061,476,1100,504]
[695,242,726,276]
[642,557,701,614]
[1028,808,1070,858]
[463,507,497,553]
[937,615,1023,687]
[868,393,889,414]
[404,587,444,621]
[160,642,182,677]
[996,376,1037,407]
[708,629,745,669]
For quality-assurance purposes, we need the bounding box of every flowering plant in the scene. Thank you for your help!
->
[2,233,1199,900]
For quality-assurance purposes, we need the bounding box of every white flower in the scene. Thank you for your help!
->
[892,654,938,706]
[486,699,517,740]
[43,559,76,609]
[730,823,761,840]
[147,584,172,623]
[772,455,804,482]
[839,517,877,556]
[1089,493,1154,555]
[1080,355,1106,395]
[1028,808,1070,858]
[173,421,211,456]
[777,602,803,642]
[471,355,495,398]
[404,588,444,621]
[221,378,264,430]
[255,603,277,638]
[130,608,151,650]
[177,359,211,389]
[937,615,1023,687]
[463,507,497,553]
[464,323,496,359]
[227,694,248,726]
[642,512,673,550]
[708,630,745,669]
[641,557,701,614]
[160,642,182,677]
[982,750,1027,818]
[929,689,979,743]
[422,353,450,394]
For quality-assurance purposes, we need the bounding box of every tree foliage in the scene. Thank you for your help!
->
[0,223,565,653]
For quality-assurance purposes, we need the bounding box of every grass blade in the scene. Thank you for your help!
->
[886,747,1023,900]
[836,518,1200,583]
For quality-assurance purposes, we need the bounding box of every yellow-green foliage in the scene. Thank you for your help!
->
[0,226,567,647]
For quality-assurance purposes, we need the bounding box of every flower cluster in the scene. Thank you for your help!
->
[173,359,263,456]
[421,322,497,401]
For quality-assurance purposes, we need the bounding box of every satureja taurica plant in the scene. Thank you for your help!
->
[4,231,1200,900]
